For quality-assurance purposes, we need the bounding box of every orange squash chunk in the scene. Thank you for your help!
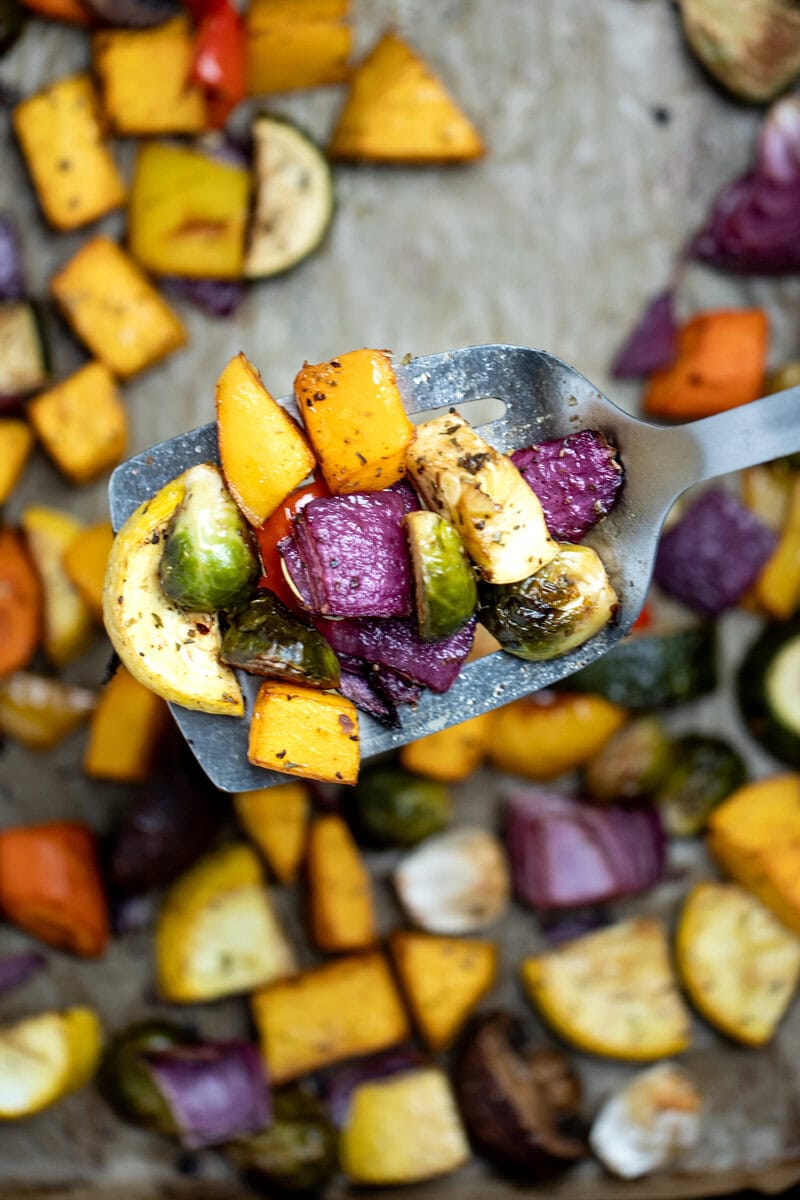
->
[390,931,497,1050]
[234,783,310,884]
[28,363,128,485]
[248,681,360,784]
[295,348,414,493]
[84,666,169,784]
[488,692,627,781]
[307,816,376,951]
[329,33,484,163]
[400,714,492,783]
[62,522,114,622]
[0,529,42,679]
[246,0,351,96]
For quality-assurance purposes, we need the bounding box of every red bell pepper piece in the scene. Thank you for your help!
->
[630,603,653,633]
[256,478,330,609]
[189,0,246,129]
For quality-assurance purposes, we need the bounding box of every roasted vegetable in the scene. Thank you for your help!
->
[589,1064,701,1180]
[225,1088,338,1193]
[129,142,251,280]
[20,0,92,22]
[245,0,351,95]
[0,672,95,749]
[248,681,360,784]
[405,509,477,641]
[234,782,309,884]
[0,952,46,997]
[738,619,800,767]
[159,463,258,612]
[100,1019,196,1134]
[222,592,339,686]
[93,18,206,135]
[0,0,25,56]
[400,714,492,783]
[566,625,717,708]
[318,613,476,693]
[51,236,186,379]
[489,691,627,781]
[252,952,410,1083]
[0,821,108,957]
[656,735,746,836]
[390,932,497,1051]
[394,827,510,934]
[307,815,376,952]
[84,0,178,25]
[103,470,244,716]
[0,1008,102,1120]
[21,506,93,667]
[351,768,452,847]
[480,543,617,662]
[28,361,128,485]
[407,411,556,585]
[752,474,800,620]
[511,430,624,542]
[339,1068,470,1184]
[191,0,246,128]
[13,74,125,230]
[677,881,800,1046]
[584,716,671,804]
[84,665,168,784]
[296,349,414,494]
[336,656,401,729]
[454,1011,585,1176]
[0,420,33,503]
[62,521,114,622]
[521,918,691,1060]
[0,527,41,678]
[611,291,678,379]
[329,32,484,163]
[0,302,49,397]
[680,0,800,103]
[245,114,334,278]
[156,843,295,1002]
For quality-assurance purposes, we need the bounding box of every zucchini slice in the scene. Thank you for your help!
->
[738,619,800,766]
[0,301,48,397]
[244,115,334,280]
[566,625,717,709]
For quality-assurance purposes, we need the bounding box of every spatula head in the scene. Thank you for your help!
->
[108,345,663,791]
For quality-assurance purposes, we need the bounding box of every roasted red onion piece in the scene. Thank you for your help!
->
[611,291,678,378]
[325,1048,425,1127]
[0,215,25,301]
[317,614,476,693]
[0,951,46,995]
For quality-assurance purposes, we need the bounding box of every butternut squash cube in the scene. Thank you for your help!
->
[400,713,492,783]
[83,665,169,784]
[0,420,34,504]
[389,931,497,1050]
[93,18,206,135]
[129,142,252,280]
[246,0,351,95]
[28,362,127,485]
[329,33,484,163]
[21,506,93,667]
[234,782,309,884]
[13,74,125,230]
[295,348,414,493]
[62,522,114,622]
[252,952,409,1083]
[248,681,360,784]
[488,692,628,780]
[307,815,376,951]
[216,353,316,526]
[51,237,186,378]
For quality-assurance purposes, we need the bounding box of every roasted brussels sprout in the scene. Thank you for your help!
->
[584,717,671,805]
[351,768,452,847]
[224,1087,338,1193]
[656,734,746,836]
[454,1011,585,1176]
[221,592,340,687]
[479,544,616,662]
[404,510,477,642]
[159,463,259,612]
[99,1019,197,1134]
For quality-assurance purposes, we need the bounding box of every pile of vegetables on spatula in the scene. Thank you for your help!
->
[104,348,624,784]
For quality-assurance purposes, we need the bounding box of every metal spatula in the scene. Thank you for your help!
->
[108,344,800,792]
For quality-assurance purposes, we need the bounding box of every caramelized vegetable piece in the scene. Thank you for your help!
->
[521,918,691,1060]
[221,592,340,686]
[248,681,360,785]
[21,506,93,667]
[62,522,114,622]
[394,827,510,934]
[400,714,492,783]
[340,1069,469,1184]
[307,816,376,952]
[390,932,497,1051]
[405,510,477,641]
[234,782,309,884]
[0,1008,102,1121]
[252,952,410,1083]
[225,1087,338,1194]
[0,528,41,678]
[217,353,316,527]
[99,1019,196,1134]
[246,0,350,95]
[511,430,624,543]
[753,474,800,619]
[84,666,169,784]
[680,0,800,103]
[329,33,484,163]
[489,692,627,781]
[156,843,296,1002]
[677,880,800,1046]
[584,716,670,805]
[51,237,186,379]
[28,362,128,485]
[644,309,768,420]
[0,673,95,749]
[351,768,452,846]
[295,349,414,494]
[0,420,33,504]
[103,470,244,717]
[590,1064,701,1180]
[21,0,93,23]
[13,74,125,230]
[129,143,251,280]
[0,822,109,957]
[93,18,206,134]
[656,735,746,836]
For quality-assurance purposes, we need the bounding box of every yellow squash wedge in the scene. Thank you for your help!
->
[489,692,627,780]
[234,782,309,884]
[400,713,492,783]
[0,1007,102,1120]
[21,506,94,667]
[389,931,497,1051]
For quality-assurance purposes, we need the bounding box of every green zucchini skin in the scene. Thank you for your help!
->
[656,735,746,836]
[738,619,800,767]
[564,626,717,709]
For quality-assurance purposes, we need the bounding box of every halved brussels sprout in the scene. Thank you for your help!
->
[584,717,671,805]
[221,592,340,688]
[159,463,259,612]
[224,1087,338,1192]
[352,768,452,847]
[404,510,477,642]
[479,544,617,662]
[99,1019,197,1135]
[656,735,746,836]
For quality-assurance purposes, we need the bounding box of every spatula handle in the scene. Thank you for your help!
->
[679,386,800,486]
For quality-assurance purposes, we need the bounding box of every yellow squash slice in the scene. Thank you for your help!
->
[389,931,497,1051]
[0,1007,102,1120]
[21,506,94,667]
